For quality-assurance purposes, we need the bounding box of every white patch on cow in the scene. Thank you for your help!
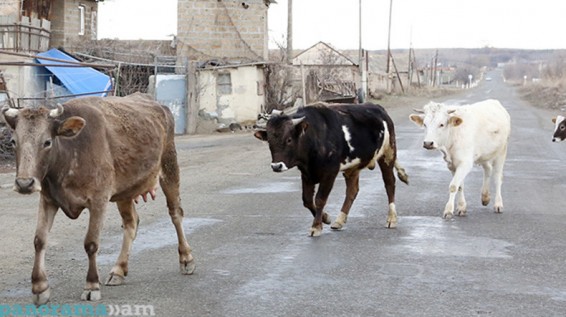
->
[553,115,565,142]
[68,150,79,176]
[375,121,391,160]
[271,162,288,172]
[340,157,361,171]
[342,125,355,153]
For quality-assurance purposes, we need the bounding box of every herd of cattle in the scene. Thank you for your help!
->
[1,94,565,304]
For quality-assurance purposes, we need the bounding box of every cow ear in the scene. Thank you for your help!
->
[449,116,463,127]
[296,121,309,134]
[254,130,268,141]
[552,117,557,124]
[56,116,85,137]
[409,114,424,127]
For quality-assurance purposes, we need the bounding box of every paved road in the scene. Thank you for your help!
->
[1,69,566,316]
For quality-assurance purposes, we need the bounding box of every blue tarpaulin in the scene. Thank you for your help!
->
[36,48,112,97]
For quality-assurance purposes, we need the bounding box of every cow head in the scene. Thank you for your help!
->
[254,114,308,172]
[552,115,566,142]
[1,105,86,194]
[409,102,463,150]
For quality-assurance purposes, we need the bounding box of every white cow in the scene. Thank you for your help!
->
[409,99,511,219]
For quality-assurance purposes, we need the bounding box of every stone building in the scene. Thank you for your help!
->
[177,0,270,62]
[177,0,275,133]
[0,0,102,106]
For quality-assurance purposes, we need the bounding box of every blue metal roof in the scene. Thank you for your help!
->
[36,48,112,97]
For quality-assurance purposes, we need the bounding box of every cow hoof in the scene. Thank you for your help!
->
[81,289,101,301]
[309,227,322,237]
[33,287,51,306]
[386,220,397,229]
[330,221,343,230]
[180,258,196,275]
[457,209,467,217]
[105,273,125,286]
[331,212,347,230]
[494,206,503,213]
[443,212,453,220]
[482,193,491,206]
[322,212,331,225]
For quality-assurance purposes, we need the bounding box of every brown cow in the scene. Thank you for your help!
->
[2,93,195,305]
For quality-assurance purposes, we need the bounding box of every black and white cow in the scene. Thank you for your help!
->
[552,115,566,142]
[254,102,409,237]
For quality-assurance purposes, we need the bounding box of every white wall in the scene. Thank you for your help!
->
[198,65,265,125]
[1,56,46,107]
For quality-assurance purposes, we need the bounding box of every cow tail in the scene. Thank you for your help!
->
[395,160,409,185]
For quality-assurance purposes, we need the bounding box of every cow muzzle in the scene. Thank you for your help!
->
[423,141,436,150]
[14,177,41,194]
[271,162,289,173]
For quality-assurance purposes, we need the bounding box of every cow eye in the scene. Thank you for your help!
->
[561,124,565,131]
[439,123,445,128]
[9,138,16,148]
[43,139,52,148]
[286,137,292,145]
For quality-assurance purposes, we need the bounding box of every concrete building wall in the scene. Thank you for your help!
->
[177,0,268,61]
[0,55,45,104]
[0,0,19,15]
[198,65,265,127]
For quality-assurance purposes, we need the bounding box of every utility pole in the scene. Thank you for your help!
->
[287,0,293,64]
[358,0,366,102]
[358,0,362,66]
[386,0,393,74]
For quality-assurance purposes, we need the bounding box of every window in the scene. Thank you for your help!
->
[78,5,85,36]
[217,73,232,95]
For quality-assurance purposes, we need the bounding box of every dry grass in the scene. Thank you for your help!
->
[520,78,566,110]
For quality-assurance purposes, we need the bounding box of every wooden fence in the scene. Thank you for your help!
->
[0,15,50,53]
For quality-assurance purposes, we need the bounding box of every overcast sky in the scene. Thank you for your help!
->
[98,0,566,50]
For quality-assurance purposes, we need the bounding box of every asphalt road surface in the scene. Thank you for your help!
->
[1,68,566,316]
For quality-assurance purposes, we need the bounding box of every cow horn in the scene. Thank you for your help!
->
[2,106,19,118]
[291,117,305,126]
[271,109,283,117]
[49,104,64,117]
[412,108,424,113]
[447,109,456,114]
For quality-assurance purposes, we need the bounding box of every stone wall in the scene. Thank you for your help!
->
[50,0,98,49]
[177,0,268,62]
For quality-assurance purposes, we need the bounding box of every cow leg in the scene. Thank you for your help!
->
[331,169,360,230]
[106,200,139,286]
[444,163,473,219]
[301,175,331,226]
[31,197,58,305]
[492,152,506,213]
[375,158,398,228]
[81,204,106,301]
[456,182,467,216]
[160,151,195,275]
[481,162,493,206]
[310,175,337,237]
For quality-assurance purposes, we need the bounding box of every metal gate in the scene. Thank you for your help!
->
[154,56,187,134]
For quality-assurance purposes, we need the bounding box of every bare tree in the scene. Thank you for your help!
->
[265,39,300,113]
